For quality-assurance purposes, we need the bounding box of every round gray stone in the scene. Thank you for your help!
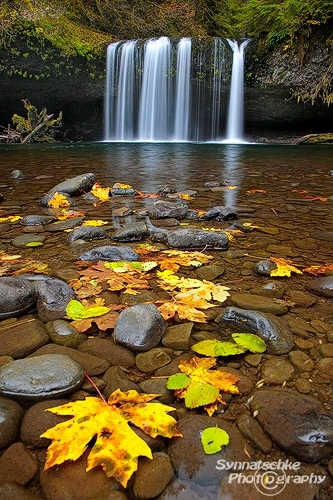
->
[0,354,84,399]
[0,395,23,447]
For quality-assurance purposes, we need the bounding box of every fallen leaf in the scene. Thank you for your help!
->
[66,299,110,320]
[81,220,109,226]
[0,215,22,223]
[201,427,230,454]
[41,389,182,487]
[48,192,70,208]
[158,301,208,323]
[246,189,266,194]
[270,257,303,277]
[91,183,111,202]
[303,263,333,275]
[25,241,43,247]
[70,311,119,332]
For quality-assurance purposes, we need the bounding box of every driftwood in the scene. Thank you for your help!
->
[0,125,20,143]
[21,113,53,144]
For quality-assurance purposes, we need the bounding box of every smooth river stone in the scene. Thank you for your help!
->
[306,276,333,297]
[229,292,288,315]
[0,354,84,399]
[48,173,96,196]
[0,277,36,320]
[12,233,47,248]
[0,395,24,448]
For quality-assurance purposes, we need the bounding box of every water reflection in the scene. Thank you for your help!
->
[221,145,244,207]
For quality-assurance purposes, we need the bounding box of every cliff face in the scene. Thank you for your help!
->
[244,40,333,139]
[0,35,331,141]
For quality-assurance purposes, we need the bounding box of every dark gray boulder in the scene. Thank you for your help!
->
[111,222,149,241]
[34,278,75,322]
[200,206,238,221]
[151,228,229,250]
[79,245,140,262]
[48,173,96,196]
[113,304,167,352]
[0,277,36,320]
[21,215,57,226]
[221,306,295,354]
[68,226,108,243]
[144,200,189,219]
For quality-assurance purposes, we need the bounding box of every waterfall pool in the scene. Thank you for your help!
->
[0,141,333,499]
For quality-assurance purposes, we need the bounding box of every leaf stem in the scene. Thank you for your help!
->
[84,371,107,404]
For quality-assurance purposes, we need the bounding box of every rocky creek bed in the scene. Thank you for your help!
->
[1,164,333,500]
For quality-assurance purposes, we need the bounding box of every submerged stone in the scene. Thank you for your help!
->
[112,222,149,241]
[79,245,140,262]
[0,277,36,320]
[144,200,189,219]
[151,228,229,250]
[0,354,84,399]
[34,278,75,322]
[113,304,167,352]
[68,226,108,243]
[21,215,56,226]
[200,206,238,221]
[48,173,96,196]
[221,306,295,354]
[250,389,333,462]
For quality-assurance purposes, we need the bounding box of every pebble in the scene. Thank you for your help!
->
[253,281,285,298]
[44,217,85,232]
[0,395,23,448]
[0,354,84,399]
[316,358,333,378]
[0,442,38,485]
[139,378,174,404]
[236,412,272,454]
[0,317,49,358]
[306,276,333,297]
[195,264,225,281]
[29,344,110,376]
[102,366,141,398]
[228,292,288,315]
[162,322,193,350]
[133,452,174,499]
[34,278,75,322]
[78,338,135,367]
[79,245,140,262]
[288,350,315,372]
[260,357,295,384]
[135,348,171,373]
[113,304,167,352]
[45,319,87,348]
[250,388,333,462]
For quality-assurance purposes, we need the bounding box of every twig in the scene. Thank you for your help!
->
[84,371,107,404]
[270,208,279,216]
[0,318,35,331]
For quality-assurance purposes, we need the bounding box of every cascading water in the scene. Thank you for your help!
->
[104,37,248,142]
[225,39,250,143]
[174,38,191,141]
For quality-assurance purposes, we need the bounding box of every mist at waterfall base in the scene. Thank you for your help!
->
[104,37,249,144]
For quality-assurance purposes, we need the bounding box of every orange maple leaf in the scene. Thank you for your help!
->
[303,263,333,276]
[270,257,303,277]
[41,389,182,487]
[246,189,266,194]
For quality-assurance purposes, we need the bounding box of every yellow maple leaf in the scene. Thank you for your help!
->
[48,192,70,208]
[91,183,110,202]
[270,257,303,277]
[41,389,182,487]
[81,220,109,226]
[0,215,22,223]
[158,301,209,322]
[177,193,195,201]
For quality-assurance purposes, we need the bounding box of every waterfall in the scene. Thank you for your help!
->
[174,38,191,141]
[104,42,120,141]
[225,39,250,142]
[104,37,244,142]
[138,37,172,141]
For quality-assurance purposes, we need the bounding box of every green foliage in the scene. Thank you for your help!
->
[185,383,219,409]
[166,373,191,390]
[201,427,230,454]
[192,334,266,357]
[65,299,110,320]
[12,99,62,143]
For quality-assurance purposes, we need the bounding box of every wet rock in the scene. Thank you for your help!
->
[0,483,40,500]
[0,354,84,399]
[48,173,96,196]
[44,217,85,232]
[112,222,149,241]
[151,228,229,250]
[135,348,171,373]
[0,277,36,320]
[45,319,87,348]
[68,225,108,243]
[0,223,10,234]
[133,452,174,499]
[229,292,288,315]
[29,344,110,376]
[162,322,193,350]
[0,442,38,485]
[158,479,215,500]
[11,169,25,179]
[260,357,295,384]
[253,259,277,276]
[310,231,333,242]
[221,307,295,354]
[77,338,135,367]
[287,290,317,308]
[199,206,238,221]
[79,245,140,262]
[120,290,157,305]
[102,366,141,398]
[40,192,75,208]
[110,182,135,196]
[169,415,253,485]
[295,378,312,394]
[236,412,272,454]
[306,276,333,297]
[152,218,180,227]
[320,343,333,357]
[244,353,262,367]
[219,366,255,395]
[21,215,57,226]
[20,399,69,447]
[34,278,75,322]
[288,350,315,372]
[144,200,189,219]
[287,316,316,339]
[139,378,174,404]
[250,388,333,462]
[12,233,47,248]
[316,358,333,378]
[252,281,285,299]
[0,395,23,447]
[39,448,120,500]
[0,317,49,358]
[113,304,167,352]
[195,264,225,281]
